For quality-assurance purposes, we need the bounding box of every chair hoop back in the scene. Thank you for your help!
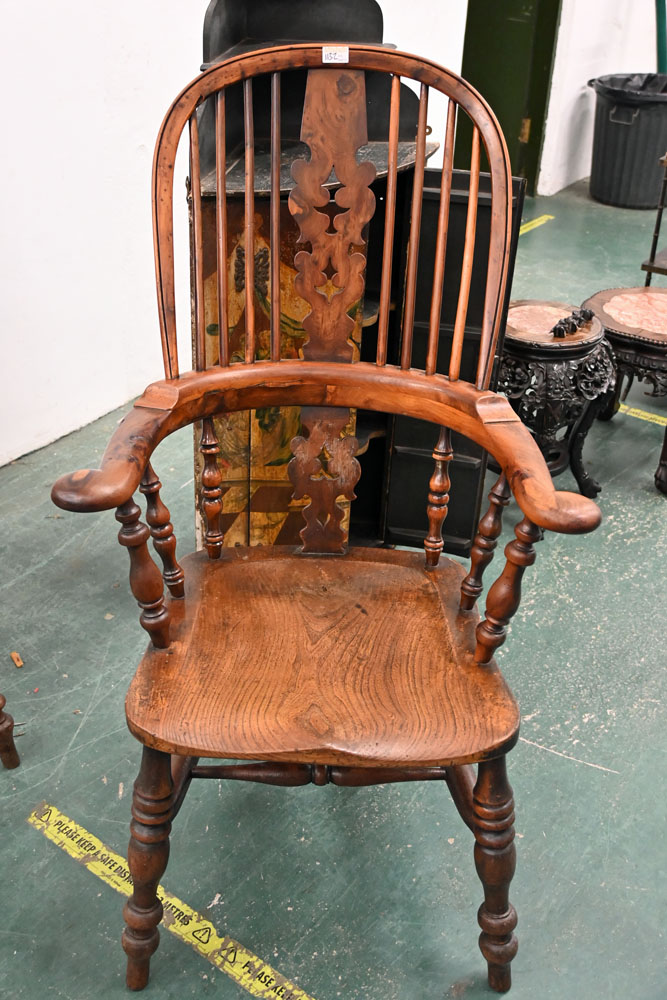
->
[152,43,512,391]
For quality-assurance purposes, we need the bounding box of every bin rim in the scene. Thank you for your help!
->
[587,72,667,105]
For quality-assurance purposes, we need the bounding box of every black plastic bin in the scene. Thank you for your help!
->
[588,73,667,209]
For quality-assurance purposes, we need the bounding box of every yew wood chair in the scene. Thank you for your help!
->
[52,44,601,993]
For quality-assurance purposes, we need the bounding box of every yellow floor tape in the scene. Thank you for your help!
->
[618,402,667,427]
[519,213,554,236]
[28,802,318,1000]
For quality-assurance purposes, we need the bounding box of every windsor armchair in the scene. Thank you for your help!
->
[52,44,601,993]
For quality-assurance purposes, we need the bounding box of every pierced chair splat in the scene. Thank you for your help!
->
[52,43,601,994]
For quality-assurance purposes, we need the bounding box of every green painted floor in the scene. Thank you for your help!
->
[1,181,666,1000]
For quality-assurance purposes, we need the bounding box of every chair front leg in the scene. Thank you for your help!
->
[473,755,518,993]
[122,746,173,990]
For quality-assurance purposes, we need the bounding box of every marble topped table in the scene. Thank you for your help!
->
[583,286,667,495]
[496,300,615,498]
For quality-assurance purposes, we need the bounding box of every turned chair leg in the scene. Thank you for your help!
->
[0,695,20,770]
[472,756,518,993]
[122,746,173,990]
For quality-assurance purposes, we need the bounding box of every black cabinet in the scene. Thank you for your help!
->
[351,169,526,555]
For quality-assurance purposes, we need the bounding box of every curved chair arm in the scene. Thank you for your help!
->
[51,406,172,513]
[51,361,601,534]
[482,420,601,535]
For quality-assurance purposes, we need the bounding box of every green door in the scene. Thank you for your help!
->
[455,0,561,194]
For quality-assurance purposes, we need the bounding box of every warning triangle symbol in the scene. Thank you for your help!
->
[40,807,52,823]
[192,925,212,945]
[222,946,237,965]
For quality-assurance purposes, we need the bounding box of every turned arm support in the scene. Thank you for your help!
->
[474,516,542,664]
[116,500,171,647]
[460,473,511,611]
[51,408,179,646]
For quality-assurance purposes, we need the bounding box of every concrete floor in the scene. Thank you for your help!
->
[1,181,665,1000]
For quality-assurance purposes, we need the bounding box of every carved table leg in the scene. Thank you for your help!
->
[473,756,518,993]
[122,747,173,990]
[0,694,20,769]
[569,397,604,498]
[655,426,667,496]
[597,370,626,422]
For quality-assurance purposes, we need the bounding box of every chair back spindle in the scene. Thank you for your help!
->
[376,72,401,367]
[450,127,480,382]
[270,72,282,363]
[189,114,206,371]
[400,82,429,371]
[426,98,457,376]
[200,417,225,558]
[424,427,454,568]
[243,78,256,364]
[215,91,229,367]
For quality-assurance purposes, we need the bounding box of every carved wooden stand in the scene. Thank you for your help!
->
[583,287,667,496]
[497,301,614,498]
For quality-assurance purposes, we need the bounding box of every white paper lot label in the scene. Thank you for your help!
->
[322,46,349,64]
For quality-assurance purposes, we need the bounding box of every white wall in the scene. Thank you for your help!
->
[383,0,468,169]
[381,1,467,77]
[5,1,657,463]
[0,1,210,467]
[538,0,657,196]
[0,1,466,466]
